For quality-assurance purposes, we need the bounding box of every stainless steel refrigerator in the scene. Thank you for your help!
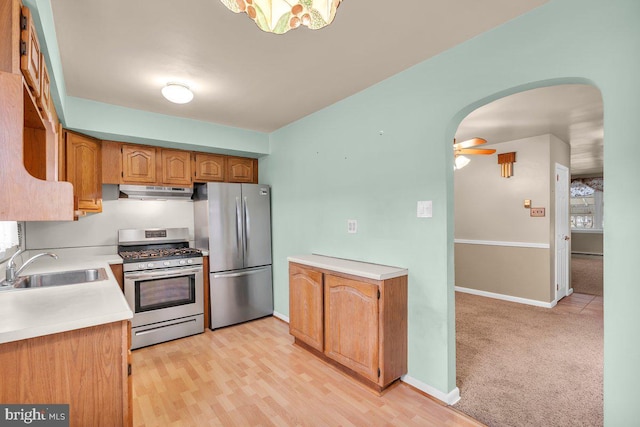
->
[194,182,273,329]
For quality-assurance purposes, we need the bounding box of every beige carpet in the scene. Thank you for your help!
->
[571,255,603,296]
[454,292,603,427]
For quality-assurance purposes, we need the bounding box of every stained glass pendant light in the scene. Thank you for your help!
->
[219,0,342,34]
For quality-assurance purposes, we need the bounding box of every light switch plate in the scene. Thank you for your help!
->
[417,201,433,218]
[347,219,357,233]
[530,207,545,217]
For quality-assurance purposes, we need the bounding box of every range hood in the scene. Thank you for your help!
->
[119,185,193,200]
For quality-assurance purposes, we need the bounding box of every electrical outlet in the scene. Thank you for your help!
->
[347,219,357,233]
[530,207,545,217]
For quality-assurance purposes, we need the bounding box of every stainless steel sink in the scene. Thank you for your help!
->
[11,268,109,289]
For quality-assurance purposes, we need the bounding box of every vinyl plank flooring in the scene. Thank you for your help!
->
[132,317,483,427]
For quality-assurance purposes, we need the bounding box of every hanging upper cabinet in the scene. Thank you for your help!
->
[121,145,157,184]
[64,131,103,213]
[227,157,257,183]
[20,6,41,99]
[193,153,225,182]
[161,149,191,186]
[0,2,74,221]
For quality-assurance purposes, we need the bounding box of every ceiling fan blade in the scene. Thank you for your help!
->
[453,137,487,150]
[456,148,496,155]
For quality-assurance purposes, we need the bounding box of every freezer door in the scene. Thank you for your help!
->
[205,182,245,272]
[241,184,272,268]
[210,265,273,329]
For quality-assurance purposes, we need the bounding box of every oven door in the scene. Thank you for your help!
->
[124,265,203,328]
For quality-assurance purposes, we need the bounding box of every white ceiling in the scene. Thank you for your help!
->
[51,0,548,133]
[51,1,601,175]
[455,84,604,175]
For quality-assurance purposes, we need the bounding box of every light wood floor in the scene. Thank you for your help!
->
[132,317,483,426]
[555,292,603,317]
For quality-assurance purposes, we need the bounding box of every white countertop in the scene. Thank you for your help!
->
[288,254,408,280]
[0,252,132,344]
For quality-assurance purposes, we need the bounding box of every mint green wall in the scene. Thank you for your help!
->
[264,0,639,424]
[23,0,640,423]
[64,97,269,157]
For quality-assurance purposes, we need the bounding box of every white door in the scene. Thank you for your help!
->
[555,163,570,301]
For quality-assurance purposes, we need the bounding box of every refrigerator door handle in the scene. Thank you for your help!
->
[213,267,268,279]
[235,197,243,254]
[243,196,250,257]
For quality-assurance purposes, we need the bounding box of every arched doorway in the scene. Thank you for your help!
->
[450,82,604,426]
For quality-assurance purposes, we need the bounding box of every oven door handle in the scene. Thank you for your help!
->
[125,267,202,280]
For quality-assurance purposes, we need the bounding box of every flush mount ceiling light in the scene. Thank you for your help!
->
[161,83,194,104]
[219,0,343,34]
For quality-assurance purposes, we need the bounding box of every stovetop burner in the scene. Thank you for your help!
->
[117,227,203,268]
[119,247,203,263]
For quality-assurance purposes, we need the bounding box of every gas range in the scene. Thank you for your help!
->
[118,227,205,349]
[118,228,203,272]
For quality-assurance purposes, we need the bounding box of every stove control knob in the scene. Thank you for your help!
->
[187,259,193,264]
[147,263,154,268]
[138,263,145,269]
[179,260,186,265]
[163,261,171,266]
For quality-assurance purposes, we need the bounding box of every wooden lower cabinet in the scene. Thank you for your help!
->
[289,262,407,392]
[324,274,380,382]
[289,264,324,352]
[109,262,124,291]
[0,321,132,426]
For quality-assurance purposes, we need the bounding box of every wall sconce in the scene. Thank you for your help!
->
[498,152,516,178]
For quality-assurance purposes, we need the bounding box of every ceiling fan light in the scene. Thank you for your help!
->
[161,83,194,104]
[454,155,471,170]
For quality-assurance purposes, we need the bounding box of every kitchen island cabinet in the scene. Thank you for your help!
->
[288,255,408,392]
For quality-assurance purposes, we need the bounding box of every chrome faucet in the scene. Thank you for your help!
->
[4,249,58,284]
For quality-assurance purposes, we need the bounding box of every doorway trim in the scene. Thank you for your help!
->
[555,162,571,302]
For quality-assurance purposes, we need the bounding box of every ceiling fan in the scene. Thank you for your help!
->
[453,137,496,169]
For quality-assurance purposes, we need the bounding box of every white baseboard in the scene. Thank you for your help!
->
[401,375,460,405]
[455,286,555,308]
[273,311,289,323]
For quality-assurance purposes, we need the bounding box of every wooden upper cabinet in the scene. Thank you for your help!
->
[122,145,157,184]
[193,153,225,182]
[227,157,257,183]
[161,149,191,186]
[101,141,258,187]
[20,6,41,98]
[289,264,324,352]
[324,274,380,382]
[65,131,102,213]
[37,53,50,119]
[101,141,122,184]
